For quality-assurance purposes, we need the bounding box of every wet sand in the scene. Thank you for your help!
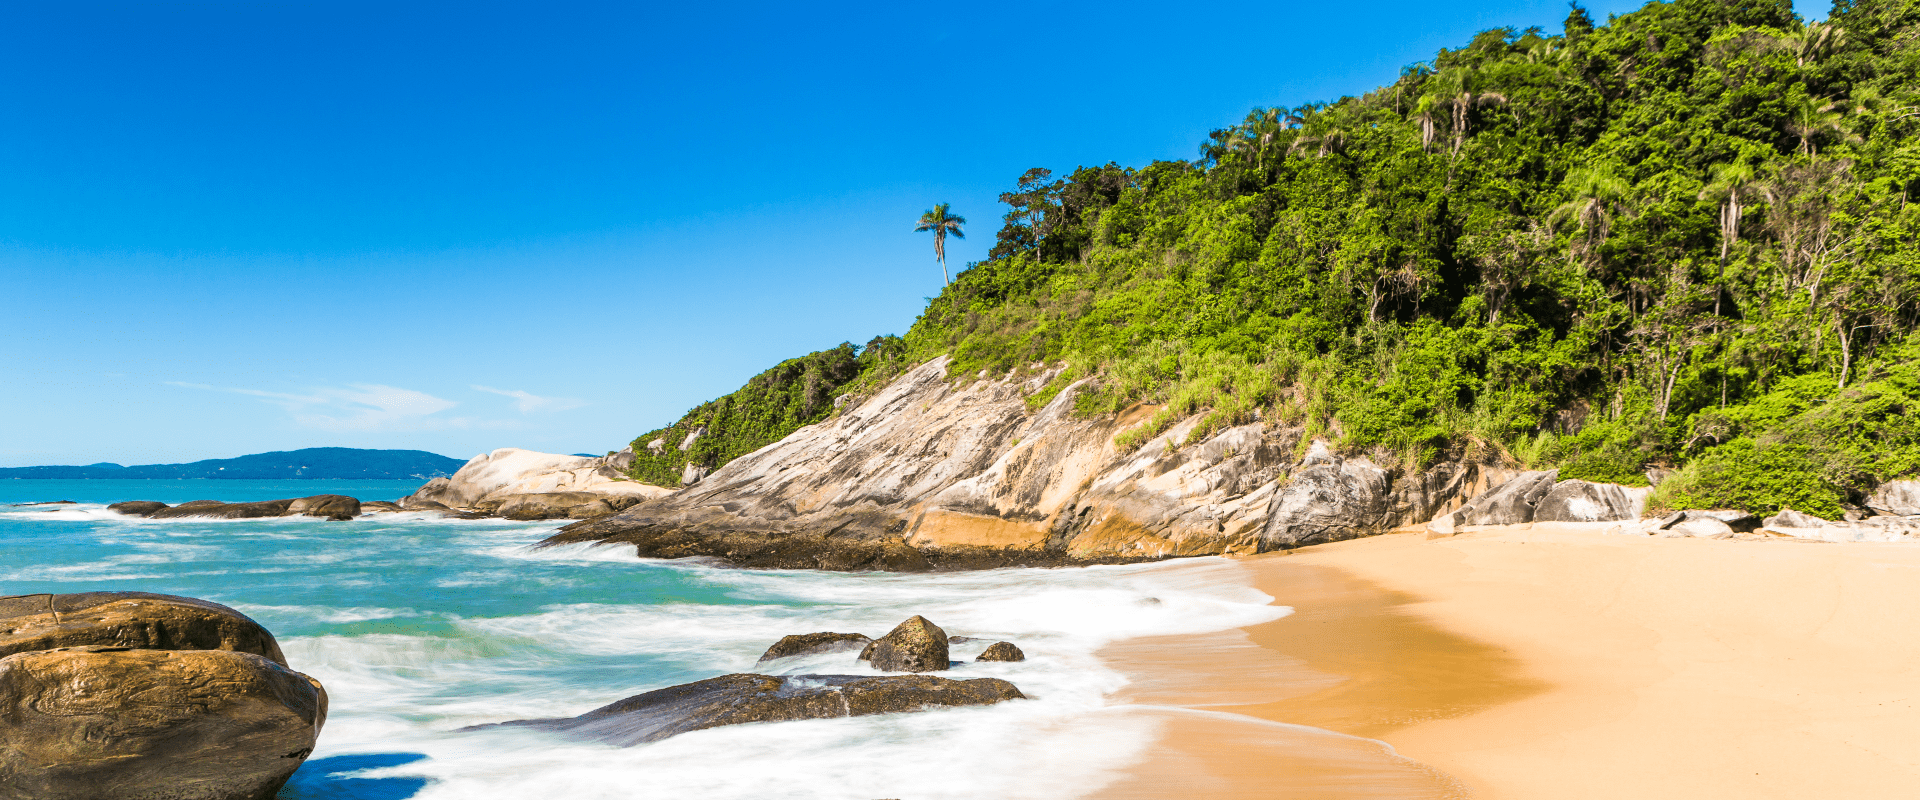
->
[1095,526,1920,799]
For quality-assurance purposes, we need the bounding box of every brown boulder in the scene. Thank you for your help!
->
[858,615,950,673]
[977,641,1025,662]
[287,495,360,521]
[0,646,326,800]
[481,672,1021,746]
[755,632,873,664]
[106,501,168,517]
[0,592,288,666]
[496,492,636,520]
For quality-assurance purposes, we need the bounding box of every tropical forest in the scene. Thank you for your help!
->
[625,0,1920,520]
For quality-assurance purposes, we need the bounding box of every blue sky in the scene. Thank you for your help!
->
[0,0,1815,467]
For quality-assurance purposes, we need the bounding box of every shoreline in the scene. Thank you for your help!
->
[1096,526,1920,798]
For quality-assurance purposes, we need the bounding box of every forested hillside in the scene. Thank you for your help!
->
[635,0,1920,517]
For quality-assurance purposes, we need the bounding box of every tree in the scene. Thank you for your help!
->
[1700,162,1758,265]
[915,203,967,286]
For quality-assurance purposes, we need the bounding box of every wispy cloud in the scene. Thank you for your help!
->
[471,385,588,414]
[167,381,511,432]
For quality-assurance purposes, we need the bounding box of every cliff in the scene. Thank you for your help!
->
[544,357,1516,569]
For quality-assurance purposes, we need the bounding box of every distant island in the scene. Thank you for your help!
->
[0,448,467,480]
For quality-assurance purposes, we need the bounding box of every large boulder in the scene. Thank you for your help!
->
[142,496,361,522]
[0,592,287,666]
[403,448,671,513]
[1764,508,1830,529]
[1462,471,1559,525]
[287,495,359,521]
[1534,479,1644,522]
[756,632,873,664]
[0,645,326,800]
[1664,516,1736,538]
[481,672,1021,746]
[1258,442,1393,548]
[1866,480,1920,517]
[106,500,169,517]
[495,492,641,521]
[858,616,950,673]
[977,642,1025,662]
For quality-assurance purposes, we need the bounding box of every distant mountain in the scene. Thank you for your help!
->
[0,448,467,480]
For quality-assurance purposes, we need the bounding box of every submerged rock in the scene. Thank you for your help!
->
[756,632,873,664]
[0,645,326,800]
[977,642,1026,662]
[480,672,1022,746]
[859,616,950,673]
[0,592,288,665]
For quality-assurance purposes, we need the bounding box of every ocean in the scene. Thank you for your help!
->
[1,480,1290,799]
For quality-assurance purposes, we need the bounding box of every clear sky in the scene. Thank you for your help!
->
[0,0,1816,467]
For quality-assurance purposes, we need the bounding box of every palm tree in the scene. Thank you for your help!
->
[1785,97,1853,156]
[1547,167,1632,265]
[915,203,966,286]
[1698,162,1757,265]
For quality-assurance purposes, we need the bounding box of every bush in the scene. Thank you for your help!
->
[1651,438,1844,518]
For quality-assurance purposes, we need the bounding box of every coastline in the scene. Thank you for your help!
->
[1095,525,1920,798]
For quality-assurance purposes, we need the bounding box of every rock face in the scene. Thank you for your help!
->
[977,642,1025,662]
[402,447,671,516]
[1461,470,1559,525]
[756,633,874,664]
[0,592,288,665]
[547,357,1503,569]
[495,492,635,521]
[483,672,1022,746]
[0,593,325,800]
[1534,479,1647,523]
[1866,480,1920,517]
[859,616,950,673]
[0,646,325,800]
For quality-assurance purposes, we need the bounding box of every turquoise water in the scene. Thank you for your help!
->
[1,480,1288,799]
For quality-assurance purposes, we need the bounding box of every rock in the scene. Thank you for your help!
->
[495,492,640,521]
[1765,508,1830,529]
[402,448,671,512]
[1867,480,1920,517]
[0,645,326,800]
[9,500,75,506]
[645,438,666,455]
[858,616,949,673]
[681,463,711,486]
[1666,517,1736,538]
[287,494,359,521]
[755,632,873,664]
[0,592,289,666]
[106,500,169,517]
[977,642,1025,662]
[1462,471,1559,525]
[1645,467,1674,487]
[480,672,1021,746]
[606,446,637,473]
[678,426,706,451]
[359,500,404,513]
[1258,442,1392,548]
[1683,509,1762,533]
[149,498,296,520]
[1534,480,1645,523]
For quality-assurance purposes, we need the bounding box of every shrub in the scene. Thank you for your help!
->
[1651,438,1844,518]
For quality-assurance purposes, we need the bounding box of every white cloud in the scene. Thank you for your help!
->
[471,385,588,414]
[166,381,508,432]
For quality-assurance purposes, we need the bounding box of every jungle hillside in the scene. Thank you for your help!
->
[629,0,1920,520]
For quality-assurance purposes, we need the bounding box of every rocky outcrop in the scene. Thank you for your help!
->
[1534,479,1647,523]
[756,632,873,664]
[1866,480,1920,517]
[0,592,287,665]
[479,672,1023,746]
[106,500,168,516]
[287,494,360,520]
[403,447,671,516]
[123,496,363,522]
[1461,470,1559,525]
[0,593,325,800]
[858,616,950,673]
[977,642,1025,662]
[546,357,1501,568]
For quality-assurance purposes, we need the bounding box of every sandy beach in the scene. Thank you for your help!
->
[1096,525,1920,798]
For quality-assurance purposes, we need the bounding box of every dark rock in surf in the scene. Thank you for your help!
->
[494,491,642,521]
[359,500,404,513]
[858,616,949,673]
[141,495,364,521]
[756,632,873,664]
[287,494,359,521]
[0,591,289,666]
[476,672,1023,746]
[0,645,326,800]
[977,642,1026,662]
[107,501,169,517]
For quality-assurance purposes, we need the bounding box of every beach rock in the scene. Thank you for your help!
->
[1462,471,1559,525]
[359,500,404,513]
[1764,508,1829,529]
[0,645,326,800]
[977,642,1025,662]
[495,491,639,521]
[481,672,1021,746]
[148,498,296,520]
[1258,441,1393,548]
[1866,480,1920,517]
[1534,480,1643,523]
[756,632,874,664]
[1683,509,1762,533]
[106,500,169,517]
[0,591,289,666]
[859,616,950,673]
[1665,517,1736,538]
[402,448,671,513]
[287,494,359,521]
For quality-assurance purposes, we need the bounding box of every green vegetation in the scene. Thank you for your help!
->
[632,0,1920,517]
